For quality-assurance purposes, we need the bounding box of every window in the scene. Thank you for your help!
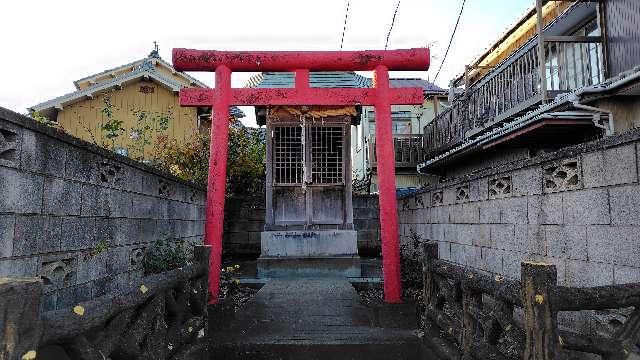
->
[272,125,344,185]
[368,120,412,135]
[311,126,343,184]
[545,18,603,91]
[367,110,413,135]
[273,126,303,184]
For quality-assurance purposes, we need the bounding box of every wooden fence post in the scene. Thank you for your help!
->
[423,242,439,310]
[461,274,482,360]
[0,278,43,360]
[522,261,559,360]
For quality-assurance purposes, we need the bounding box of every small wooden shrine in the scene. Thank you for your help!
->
[257,105,361,276]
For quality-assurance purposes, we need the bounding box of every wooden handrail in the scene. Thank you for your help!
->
[421,241,640,360]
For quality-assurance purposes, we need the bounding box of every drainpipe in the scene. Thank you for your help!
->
[571,101,614,136]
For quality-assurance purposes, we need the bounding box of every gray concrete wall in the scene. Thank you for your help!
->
[223,194,381,257]
[398,128,640,288]
[0,107,206,311]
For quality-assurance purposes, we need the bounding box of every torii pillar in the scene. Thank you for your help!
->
[173,48,430,303]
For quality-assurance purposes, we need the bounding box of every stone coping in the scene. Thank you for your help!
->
[0,106,205,191]
[399,127,640,199]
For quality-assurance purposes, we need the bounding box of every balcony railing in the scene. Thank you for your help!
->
[370,134,424,168]
[424,36,603,159]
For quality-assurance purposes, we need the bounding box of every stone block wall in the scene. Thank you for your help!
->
[222,194,381,257]
[0,107,206,311]
[398,129,640,288]
[353,194,381,256]
[223,195,265,257]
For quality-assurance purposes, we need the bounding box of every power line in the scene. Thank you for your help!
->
[384,0,401,50]
[433,0,467,82]
[340,0,351,50]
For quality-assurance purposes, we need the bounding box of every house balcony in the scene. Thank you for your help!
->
[424,36,604,160]
[369,134,423,169]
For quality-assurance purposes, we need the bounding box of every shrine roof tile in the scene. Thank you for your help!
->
[245,72,444,94]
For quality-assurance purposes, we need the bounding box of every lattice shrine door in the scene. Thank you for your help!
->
[265,106,354,231]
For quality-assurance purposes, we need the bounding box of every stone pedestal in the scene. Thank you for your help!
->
[258,230,361,278]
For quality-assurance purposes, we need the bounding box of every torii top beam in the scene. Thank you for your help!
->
[172,48,429,72]
[173,48,430,107]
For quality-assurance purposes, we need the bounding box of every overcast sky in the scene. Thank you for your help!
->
[0,0,532,127]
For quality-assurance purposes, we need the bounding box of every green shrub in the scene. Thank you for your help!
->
[143,234,190,274]
[153,119,266,196]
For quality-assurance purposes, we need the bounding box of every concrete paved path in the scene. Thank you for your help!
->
[210,278,426,359]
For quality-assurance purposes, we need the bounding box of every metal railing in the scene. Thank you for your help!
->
[370,134,424,168]
[424,36,603,159]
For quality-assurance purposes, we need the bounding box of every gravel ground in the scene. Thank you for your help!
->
[220,285,259,312]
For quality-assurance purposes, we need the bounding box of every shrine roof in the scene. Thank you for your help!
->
[245,72,444,94]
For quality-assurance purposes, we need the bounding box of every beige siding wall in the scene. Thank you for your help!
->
[56,81,199,157]
[469,2,572,84]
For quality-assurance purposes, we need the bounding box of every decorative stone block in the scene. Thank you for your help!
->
[130,247,146,269]
[455,183,470,203]
[431,191,443,206]
[543,158,582,193]
[488,175,512,199]
[414,194,425,209]
[0,123,20,168]
[402,198,410,211]
[158,179,177,197]
[96,159,123,187]
[39,257,76,290]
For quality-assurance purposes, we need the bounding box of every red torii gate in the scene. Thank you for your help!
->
[173,48,430,303]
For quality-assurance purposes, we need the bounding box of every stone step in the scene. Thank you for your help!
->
[209,341,425,360]
[209,278,434,360]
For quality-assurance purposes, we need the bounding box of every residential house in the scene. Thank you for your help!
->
[356,79,447,193]
[246,72,447,193]
[419,0,640,177]
[29,49,244,158]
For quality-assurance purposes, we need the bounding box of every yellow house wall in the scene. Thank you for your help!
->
[56,80,199,158]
